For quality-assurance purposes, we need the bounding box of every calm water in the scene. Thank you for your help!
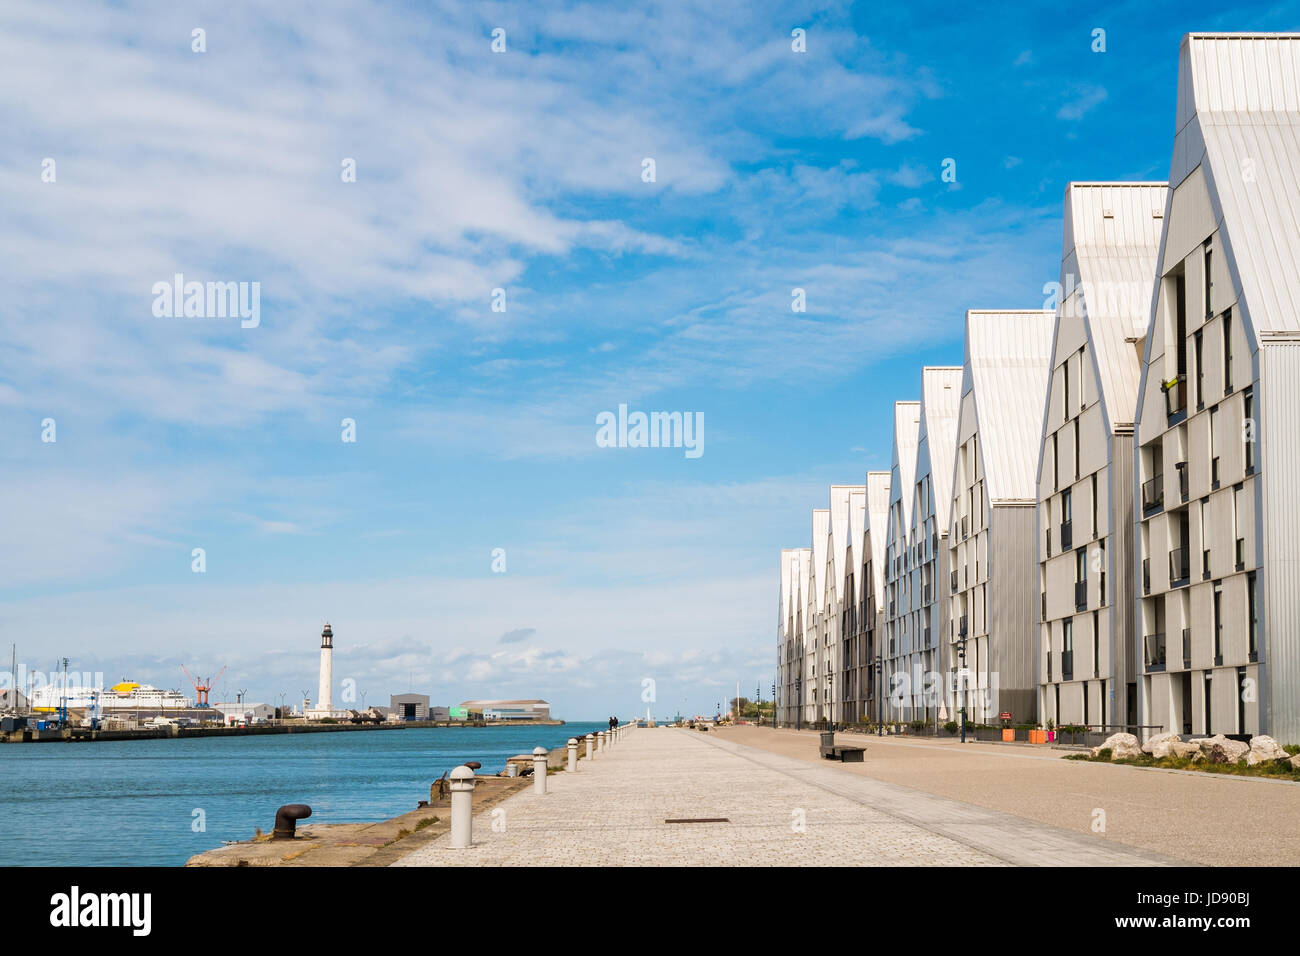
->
[0,722,606,866]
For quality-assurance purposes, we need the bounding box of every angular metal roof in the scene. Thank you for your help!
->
[888,401,922,533]
[829,485,854,593]
[811,509,829,610]
[961,310,1056,502]
[1060,183,1168,428]
[865,470,891,603]
[780,548,797,633]
[1170,33,1300,337]
[917,367,964,527]
[847,488,866,584]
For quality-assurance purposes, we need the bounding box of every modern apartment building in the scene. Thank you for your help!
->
[805,508,830,725]
[882,402,922,722]
[1135,34,1300,742]
[906,368,963,724]
[948,310,1054,725]
[1038,182,1167,731]
[862,471,891,725]
[840,488,868,723]
[776,548,798,726]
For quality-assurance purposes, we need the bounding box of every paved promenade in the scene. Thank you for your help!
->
[394,727,1183,866]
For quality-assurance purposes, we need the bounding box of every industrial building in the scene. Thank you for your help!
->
[460,699,552,720]
[1038,182,1167,731]
[390,693,430,720]
[949,310,1055,725]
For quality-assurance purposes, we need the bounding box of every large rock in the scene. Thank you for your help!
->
[1246,735,1289,766]
[1091,732,1142,760]
[1143,731,1180,755]
[1196,734,1249,765]
[1167,741,1202,760]
[1145,732,1182,758]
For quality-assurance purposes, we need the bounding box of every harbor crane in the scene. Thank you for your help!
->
[181,664,226,708]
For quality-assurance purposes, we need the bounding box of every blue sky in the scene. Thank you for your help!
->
[2,0,1297,720]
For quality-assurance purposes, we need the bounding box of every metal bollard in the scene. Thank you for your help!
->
[567,737,578,772]
[449,765,475,849]
[272,804,312,840]
[533,747,548,794]
[586,733,594,759]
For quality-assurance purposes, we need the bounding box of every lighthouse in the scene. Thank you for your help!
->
[317,623,334,716]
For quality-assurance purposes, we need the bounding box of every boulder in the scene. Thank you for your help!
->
[1143,731,1180,755]
[1196,734,1249,765]
[1289,753,1300,770]
[1091,732,1142,760]
[1245,735,1289,766]
[1167,741,1202,760]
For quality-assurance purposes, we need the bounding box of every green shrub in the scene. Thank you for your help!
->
[943,721,958,734]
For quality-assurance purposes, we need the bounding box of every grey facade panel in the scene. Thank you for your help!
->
[1111,432,1136,727]
[990,505,1038,723]
[1261,340,1300,742]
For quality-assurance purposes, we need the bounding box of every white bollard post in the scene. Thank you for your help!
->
[586,733,594,759]
[533,747,548,794]
[598,731,606,753]
[567,737,578,772]
[449,765,475,849]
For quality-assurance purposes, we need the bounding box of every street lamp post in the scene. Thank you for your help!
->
[795,676,802,731]
[957,633,969,744]
[827,673,834,733]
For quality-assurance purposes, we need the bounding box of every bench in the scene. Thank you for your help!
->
[818,731,865,762]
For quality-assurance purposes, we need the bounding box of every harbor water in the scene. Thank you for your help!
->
[0,722,606,866]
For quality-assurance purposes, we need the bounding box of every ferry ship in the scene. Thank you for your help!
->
[30,681,192,714]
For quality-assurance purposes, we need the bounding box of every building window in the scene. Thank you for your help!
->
[1204,673,1214,735]
[1213,582,1223,664]
[1247,571,1258,658]
[1074,420,1080,480]
[1093,611,1100,678]
[1052,432,1059,490]
[1223,310,1233,393]
[1064,358,1071,417]
[1244,387,1255,474]
[1078,346,1086,410]
[1204,241,1213,320]
[1194,329,1204,408]
[1091,473,1098,537]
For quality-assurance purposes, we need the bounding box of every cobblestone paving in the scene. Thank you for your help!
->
[395,728,1181,866]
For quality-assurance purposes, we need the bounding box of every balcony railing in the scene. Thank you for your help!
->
[1142,475,1164,515]
[1176,461,1189,502]
[1144,632,1167,672]
[1163,373,1187,423]
[1182,628,1191,669]
[1142,557,1150,594]
[1074,579,1087,611]
[1060,520,1073,551]
[1061,649,1073,682]
[1236,537,1246,572]
[1169,547,1190,586]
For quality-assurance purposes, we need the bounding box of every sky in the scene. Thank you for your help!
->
[2,0,1297,720]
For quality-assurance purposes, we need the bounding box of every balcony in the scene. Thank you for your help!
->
[961,516,969,541]
[1182,628,1191,669]
[1176,461,1189,502]
[951,569,958,593]
[922,584,932,603]
[1074,579,1087,611]
[1169,547,1190,587]
[1142,475,1164,516]
[1061,649,1073,682]
[1202,548,1211,580]
[1142,557,1150,594]
[1144,632,1167,672]
[1211,456,1221,490]
[1163,373,1187,425]
[959,614,968,637]
[1236,537,1246,572]
[1060,520,1073,551]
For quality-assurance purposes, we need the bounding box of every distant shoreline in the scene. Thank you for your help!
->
[1,718,566,745]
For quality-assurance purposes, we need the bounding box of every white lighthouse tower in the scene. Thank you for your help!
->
[317,622,334,716]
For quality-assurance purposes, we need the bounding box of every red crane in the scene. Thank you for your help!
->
[182,665,226,707]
